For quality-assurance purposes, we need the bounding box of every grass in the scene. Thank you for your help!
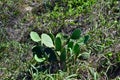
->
[0,0,120,80]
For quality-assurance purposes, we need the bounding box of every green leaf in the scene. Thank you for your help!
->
[41,33,54,48]
[34,54,45,62]
[71,29,81,39]
[32,45,43,58]
[55,37,62,51]
[48,33,55,43]
[30,31,41,42]
[105,52,113,57]
[73,43,80,55]
[77,37,84,46]
[44,48,57,62]
[68,41,74,49]
[78,37,84,43]
[56,33,66,46]
[84,35,90,43]
[56,33,63,39]
[60,48,66,62]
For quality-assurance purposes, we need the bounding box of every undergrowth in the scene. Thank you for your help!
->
[0,0,120,80]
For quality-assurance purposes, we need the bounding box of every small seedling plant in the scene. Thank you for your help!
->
[30,28,90,72]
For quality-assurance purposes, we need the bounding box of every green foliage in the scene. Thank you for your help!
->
[71,29,81,39]
[73,43,80,55]
[49,0,96,18]
[41,33,54,48]
[39,0,96,30]
[55,37,62,51]
[60,48,66,62]
[34,54,46,62]
[30,28,90,72]
[84,35,90,44]
[30,32,41,42]
[1,0,120,79]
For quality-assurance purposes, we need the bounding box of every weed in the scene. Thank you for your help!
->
[30,28,90,73]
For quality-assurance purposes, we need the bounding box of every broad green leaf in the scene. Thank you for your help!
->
[84,35,90,43]
[60,48,66,62]
[73,43,80,55]
[41,33,54,48]
[34,54,45,62]
[71,29,81,39]
[30,31,41,42]
[55,37,62,51]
